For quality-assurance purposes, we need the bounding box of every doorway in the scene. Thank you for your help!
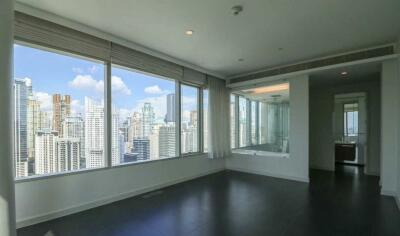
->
[333,93,367,171]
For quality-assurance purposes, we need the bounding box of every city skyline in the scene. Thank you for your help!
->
[13,44,201,178]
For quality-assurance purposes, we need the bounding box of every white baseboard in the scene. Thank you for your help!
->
[16,167,225,229]
[226,167,309,183]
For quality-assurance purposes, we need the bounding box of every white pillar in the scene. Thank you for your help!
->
[0,0,16,235]
[380,59,399,196]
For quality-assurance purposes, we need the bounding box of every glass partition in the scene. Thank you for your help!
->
[231,83,290,155]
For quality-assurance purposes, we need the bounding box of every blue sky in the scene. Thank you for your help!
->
[14,44,197,122]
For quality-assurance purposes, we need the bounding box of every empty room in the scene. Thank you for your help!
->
[1,0,400,236]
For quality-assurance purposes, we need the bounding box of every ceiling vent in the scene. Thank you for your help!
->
[229,45,394,84]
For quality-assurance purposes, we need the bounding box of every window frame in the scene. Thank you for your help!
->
[13,41,208,182]
[179,82,203,156]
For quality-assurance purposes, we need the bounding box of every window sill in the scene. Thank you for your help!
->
[232,149,289,158]
[15,153,208,183]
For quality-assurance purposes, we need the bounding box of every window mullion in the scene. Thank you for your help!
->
[199,88,203,153]
[176,81,181,157]
[105,62,112,168]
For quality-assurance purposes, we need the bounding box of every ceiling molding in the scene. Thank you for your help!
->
[14,2,226,79]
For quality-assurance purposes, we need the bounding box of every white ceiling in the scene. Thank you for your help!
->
[309,62,381,86]
[17,0,400,78]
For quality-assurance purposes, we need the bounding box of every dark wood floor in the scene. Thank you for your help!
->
[18,165,400,236]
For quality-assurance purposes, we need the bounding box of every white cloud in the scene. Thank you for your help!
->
[71,99,84,115]
[144,85,168,94]
[69,75,131,95]
[112,76,131,95]
[33,92,52,112]
[69,75,103,92]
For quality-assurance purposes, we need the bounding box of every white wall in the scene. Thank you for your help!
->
[309,77,381,174]
[225,75,310,183]
[0,0,16,235]
[15,155,224,228]
[381,59,399,196]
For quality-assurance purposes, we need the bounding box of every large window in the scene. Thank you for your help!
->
[13,41,208,180]
[111,65,177,165]
[181,85,199,154]
[13,43,105,178]
[231,83,290,154]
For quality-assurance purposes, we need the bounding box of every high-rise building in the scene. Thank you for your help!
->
[149,125,160,160]
[62,116,85,167]
[128,112,142,149]
[52,94,71,136]
[85,98,119,168]
[165,93,175,122]
[35,129,58,175]
[111,106,120,165]
[14,79,28,178]
[132,138,150,160]
[141,103,155,138]
[190,110,198,127]
[27,97,50,160]
[84,97,104,168]
[159,125,176,158]
[55,137,80,172]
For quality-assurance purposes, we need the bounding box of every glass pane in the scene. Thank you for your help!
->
[181,85,199,154]
[203,89,209,152]
[238,97,247,148]
[13,43,105,178]
[230,94,236,148]
[251,101,257,145]
[112,65,176,165]
[235,83,290,154]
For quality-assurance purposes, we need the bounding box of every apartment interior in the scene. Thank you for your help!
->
[1,1,400,236]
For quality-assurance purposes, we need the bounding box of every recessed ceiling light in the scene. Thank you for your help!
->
[238,58,244,62]
[341,71,348,75]
[185,30,194,35]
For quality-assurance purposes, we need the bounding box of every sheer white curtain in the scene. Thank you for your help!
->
[207,77,231,158]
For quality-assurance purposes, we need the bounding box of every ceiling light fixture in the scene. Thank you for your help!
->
[238,58,244,62]
[185,30,194,36]
[243,83,289,95]
[341,71,348,75]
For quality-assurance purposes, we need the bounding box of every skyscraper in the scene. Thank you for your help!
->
[149,125,160,160]
[159,125,176,158]
[132,139,150,160]
[165,93,175,122]
[84,97,104,168]
[52,94,71,136]
[190,110,198,127]
[14,79,28,178]
[27,96,50,160]
[111,106,120,165]
[141,103,155,138]
[85,98,119,168]
[128,112,142,149]
[55,137,80,172]
[62,116,85,167]
[35,129,58,175]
